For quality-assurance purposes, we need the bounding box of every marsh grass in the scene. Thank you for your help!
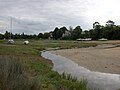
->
[0,55,40,90]
[62,73,78,82]
[0,55,88,90]
[0,40,97,90]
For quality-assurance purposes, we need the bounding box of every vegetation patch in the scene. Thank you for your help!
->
[0,40,97,90]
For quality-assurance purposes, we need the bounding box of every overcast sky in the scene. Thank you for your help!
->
[0,0,120,34]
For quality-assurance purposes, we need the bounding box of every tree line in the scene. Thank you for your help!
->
[88,20,120,40]
[0,31,51,39]
[0,20,120,40]
[52,20,120,40]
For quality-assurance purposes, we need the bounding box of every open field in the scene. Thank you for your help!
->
[0,39,98,90]
[51,41,120,74]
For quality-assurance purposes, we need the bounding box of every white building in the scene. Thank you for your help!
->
[62,30,71,38]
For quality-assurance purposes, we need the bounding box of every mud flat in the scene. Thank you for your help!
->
[41,49,120,90]
[42,44,120,90]
[51,44,120,74]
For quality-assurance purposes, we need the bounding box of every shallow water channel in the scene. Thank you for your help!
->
[41,51,120,90]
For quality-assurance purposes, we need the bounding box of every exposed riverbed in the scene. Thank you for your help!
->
[41,50,120,90]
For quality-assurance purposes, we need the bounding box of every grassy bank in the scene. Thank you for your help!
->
[0,40,97,90]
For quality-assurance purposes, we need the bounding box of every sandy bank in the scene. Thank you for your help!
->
[51,45,120,74]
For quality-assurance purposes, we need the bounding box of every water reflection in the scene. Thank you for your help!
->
[41,51,120,90]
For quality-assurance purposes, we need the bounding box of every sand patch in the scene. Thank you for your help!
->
[51,45,120,74]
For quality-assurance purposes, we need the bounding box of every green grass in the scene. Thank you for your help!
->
[0,56,40,90]
[0,39,97,90]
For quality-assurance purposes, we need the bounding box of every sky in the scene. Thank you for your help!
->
[0,0,120,34]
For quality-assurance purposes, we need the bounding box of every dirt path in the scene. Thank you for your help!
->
[51,45,120,74]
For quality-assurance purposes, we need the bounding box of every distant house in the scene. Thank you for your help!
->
[62,30,71,38]
[48,32,53,40]
[81,31,85,35]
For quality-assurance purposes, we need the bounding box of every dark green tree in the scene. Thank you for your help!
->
[93,22,100,29]
[106,20,115,27]
[93,22,102,39]
[52,27,59,39]
[105,20,116,39]
[112,26,120,39]
[42,33,50,39]
[4,31,10,39]
[71,26,82,40]
[14,33,20,39]
[52,27,68,39]
[38,33,43,39]
[60,27,68,32]
[0,34,4,39]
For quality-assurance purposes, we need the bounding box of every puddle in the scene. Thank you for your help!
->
[41,51,120,90]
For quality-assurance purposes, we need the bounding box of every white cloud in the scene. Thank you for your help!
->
[0,0,120,34]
